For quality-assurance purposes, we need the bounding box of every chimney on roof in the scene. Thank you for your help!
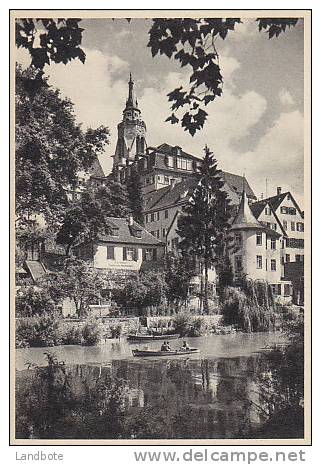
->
[277,187,282,195]
[261,193,264,200]
[128,214,134,226]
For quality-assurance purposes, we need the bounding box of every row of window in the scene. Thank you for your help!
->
[257,256,277,271]
[106,246,158,262]
[282,221,304,232]
[285,238,304,248]
[165,155,195,171]
[145,210,169,223]
[235,255,277,272]
[235,232,277,250]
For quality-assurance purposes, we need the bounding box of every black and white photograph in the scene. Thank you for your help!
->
[11,10,311,444]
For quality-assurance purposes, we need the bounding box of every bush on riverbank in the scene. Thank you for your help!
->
[81,321,101,345]
[110,324,122,339]
[16,286,56,318]
[221,280,276,333]
[16,314,61,348]
[59,325,82,345]
[172,312,208,337]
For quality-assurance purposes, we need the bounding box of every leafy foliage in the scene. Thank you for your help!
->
[177,147,231,312]
[126,164,144,225]
[148,18,298,135]
[15,356,127,439]
[81,320,102,345]
[256,18,298,38]
[41,258,106,318]
[111,270,168,314]
[164,252,196,307]
[16,65,109,224]
[16,286,56,317]
[16,314,61,347]
[16,17,299,136]
[56,175,130,255]
[16,18,86,69]
[221,280,276,332]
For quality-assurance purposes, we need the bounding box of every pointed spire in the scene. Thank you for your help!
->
[231,188,262,231]
[127,72,134,107]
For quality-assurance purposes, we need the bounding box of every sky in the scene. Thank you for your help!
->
[16,17,305,205]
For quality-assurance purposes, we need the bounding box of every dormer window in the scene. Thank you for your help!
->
[111,227,119,236]
[129,225,143,239]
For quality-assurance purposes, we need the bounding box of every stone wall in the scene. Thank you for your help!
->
[61,316,140,337]
[147,314,223,329]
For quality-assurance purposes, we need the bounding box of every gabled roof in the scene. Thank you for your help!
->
[97,217,164,246]
[250,199,287,236]
[260,192,288,210]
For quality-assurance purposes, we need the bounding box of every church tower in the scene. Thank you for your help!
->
[113,74,147,171]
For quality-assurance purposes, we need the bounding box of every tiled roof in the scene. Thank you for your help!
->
[98,217,164,246]
[144,185,173,210]
[144,171,256,211]
[145,177,198,211]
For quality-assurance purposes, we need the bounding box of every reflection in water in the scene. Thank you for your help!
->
[16,354,271,439]
[15,334,303,439]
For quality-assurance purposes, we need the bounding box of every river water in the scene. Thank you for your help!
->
[15,332,285,370]
[16,332,300,440]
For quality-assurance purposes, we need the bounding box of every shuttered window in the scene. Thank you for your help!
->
[107,246,115,260]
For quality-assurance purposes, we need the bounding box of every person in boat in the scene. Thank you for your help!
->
[180,340,190,351]
[161,341,171,351]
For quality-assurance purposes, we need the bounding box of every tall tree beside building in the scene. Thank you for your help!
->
[126,164,144,225]
[177,146,231,313]
[15,64,109,226]
[56,174,130,256]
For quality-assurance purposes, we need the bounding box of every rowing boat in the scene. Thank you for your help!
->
[132,348,200,357]
[127,333,180,341]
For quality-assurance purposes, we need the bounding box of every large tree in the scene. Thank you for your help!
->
[56,174,130,256]
[15,65,109,225]
[176,146,231,313]
[126,164,144,225]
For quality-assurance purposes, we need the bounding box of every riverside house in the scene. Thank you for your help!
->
[75,215,165,275]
